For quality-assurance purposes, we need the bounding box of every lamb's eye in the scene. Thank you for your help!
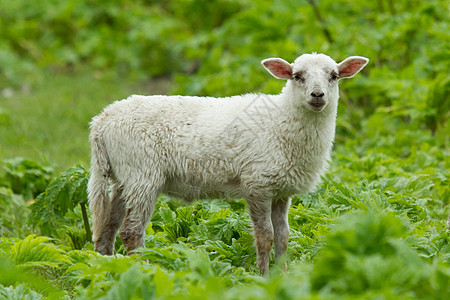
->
[330,73,339,81]
[293,73,304,82]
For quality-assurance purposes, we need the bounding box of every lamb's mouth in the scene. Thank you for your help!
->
[307,99,326,111]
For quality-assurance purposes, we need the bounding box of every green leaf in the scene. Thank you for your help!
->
[9,235,71,269]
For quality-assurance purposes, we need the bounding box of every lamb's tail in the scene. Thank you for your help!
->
[87,128,111,243]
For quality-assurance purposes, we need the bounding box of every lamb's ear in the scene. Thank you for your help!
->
[261,58,293,79]
[338,56,369,79]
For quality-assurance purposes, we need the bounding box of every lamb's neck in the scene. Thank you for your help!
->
[299,105,337,136]
[277,94,338,155]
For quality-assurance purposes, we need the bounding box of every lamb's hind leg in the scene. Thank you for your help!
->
[271,198,291,271]
[94,185,125,255]
[120,183,161,254]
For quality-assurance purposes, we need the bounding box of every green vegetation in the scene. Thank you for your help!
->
[0,72,169,169]
[0,0,448,298]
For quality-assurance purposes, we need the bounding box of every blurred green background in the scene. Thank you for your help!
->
[1,0,448,169]
[0,1,449,298]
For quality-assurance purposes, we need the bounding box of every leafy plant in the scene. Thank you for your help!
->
[0,256,65,298]
[310,211,449,298]
[0,158,53,200]
[29,165,91,243]
[0,284,43,300]
[0,188,31,237]
[8,234,71,270]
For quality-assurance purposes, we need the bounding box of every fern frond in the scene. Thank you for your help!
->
[9,235,71,269]
[0,283,43,300]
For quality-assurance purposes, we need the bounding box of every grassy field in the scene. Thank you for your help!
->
[0,72,171,170]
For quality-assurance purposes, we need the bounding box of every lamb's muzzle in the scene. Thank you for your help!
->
[88,52,369,276]
[308,89,326,110]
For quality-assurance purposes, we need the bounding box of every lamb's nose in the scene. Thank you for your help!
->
[310,91,325,98]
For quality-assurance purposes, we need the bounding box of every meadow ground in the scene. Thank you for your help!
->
[0,72,171,170]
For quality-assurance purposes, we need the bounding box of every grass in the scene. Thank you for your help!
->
[0,71,171,171]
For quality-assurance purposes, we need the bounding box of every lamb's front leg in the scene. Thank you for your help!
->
[271,198,290,271]
[246,195,274,276]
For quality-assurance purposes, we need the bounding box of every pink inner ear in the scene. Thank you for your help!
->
[339,59,367,78]
[264,60,292,79]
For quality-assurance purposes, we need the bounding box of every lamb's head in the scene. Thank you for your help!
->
[262,53,369,112]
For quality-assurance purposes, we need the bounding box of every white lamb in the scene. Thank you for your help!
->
[88,53,368,275]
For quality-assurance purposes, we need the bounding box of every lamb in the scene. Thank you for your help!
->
[88,53,369,275]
